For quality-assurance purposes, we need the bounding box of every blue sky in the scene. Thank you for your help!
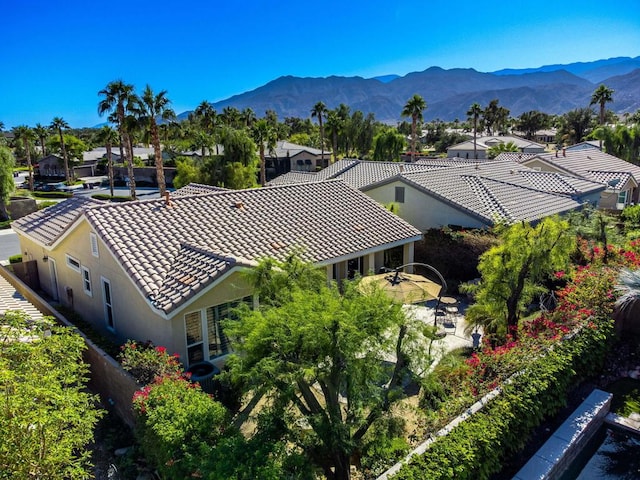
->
[2,0,639,128]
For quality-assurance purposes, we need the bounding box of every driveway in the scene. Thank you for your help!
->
[0,229,21,265]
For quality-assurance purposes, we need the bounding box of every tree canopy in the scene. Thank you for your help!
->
[224,256,435,480]
[0,145,15,220]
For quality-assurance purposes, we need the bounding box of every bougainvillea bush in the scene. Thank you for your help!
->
[118,339,182,385]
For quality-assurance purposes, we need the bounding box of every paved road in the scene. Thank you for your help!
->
[0,229,21,264]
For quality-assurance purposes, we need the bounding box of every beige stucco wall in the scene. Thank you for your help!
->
[365,181,487,231]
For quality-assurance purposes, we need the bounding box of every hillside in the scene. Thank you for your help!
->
[178,56,640,123]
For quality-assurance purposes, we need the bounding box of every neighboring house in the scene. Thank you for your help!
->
[446,135,546,159]
[517,149,640,210]
[267,140,332,176]
[360,160,604,231]
[12,181,421,368]
[564,141,601,152]
[268,158,445,189]
[36,154,65,177]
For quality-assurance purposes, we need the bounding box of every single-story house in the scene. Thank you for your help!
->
[516,149,640,210]
[266,140,332,176]
[446,135,546,159]
[12,181,421,368]
[360,160,604,231]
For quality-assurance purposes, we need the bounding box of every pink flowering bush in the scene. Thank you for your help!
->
[118,339,182,385]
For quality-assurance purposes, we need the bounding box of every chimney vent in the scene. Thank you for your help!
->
[164,191,174,207]
[562,148,566,157]
[234,201,245,210]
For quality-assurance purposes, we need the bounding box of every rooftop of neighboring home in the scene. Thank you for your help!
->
[447,135,546,152]
[516,148,640,189]
[270,140,328,158]
[268,159,445,189]
[12,181,421,314]
[362,160,604,226]
[172,183,229,196]
[82,146,155,162]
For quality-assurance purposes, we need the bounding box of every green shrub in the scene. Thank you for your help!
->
[8,254,22,264]
[37,201,58,210]
[0,220,11,230]
[91,193,131,202]
[133,375,229,479]
[621,204,640,225]
[32,191,72,199]
[118,340,182,385]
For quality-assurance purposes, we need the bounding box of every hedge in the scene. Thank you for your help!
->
[391,317,614,480]
[32,191,73,199]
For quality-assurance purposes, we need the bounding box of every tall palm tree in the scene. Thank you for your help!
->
[133,85,176,196]
[50,117,71,184]
[325,110,343,164]
[240,108,256,129]
[402,94,427,162]
[311,101,328,167]
[252,119,276,186]
[98,80,138,199]
[467,102,483,159]
[590,84,615,126]
[13,125,37,190]
[96,126,118,197]
[33,123,49,158]
[194,100,217,133]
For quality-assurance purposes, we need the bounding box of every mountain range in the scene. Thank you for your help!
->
[180,56,640,124]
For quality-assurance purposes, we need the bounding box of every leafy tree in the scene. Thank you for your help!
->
[463,217,573,341]
[372,128,405,161]
[467,102,483,159]
[288,132,312,147]
[98,80,138,199]
[50,117,72,183]
[133,85,176,196]
[487,141,519,159]
[311,101,328,165]
[172,157,200,188]
[558,107,595,146]
[252,119,276,186]
[225,256,434,480]
[221,106,241,128]
[516,110,551,140]
[482,99,510,135]
[12,125,36,190]
[46,134,88,174]
[590,123,640,163]
[590,84,615,126]
[0,311,103,479]
[95,126,119,196]
[0,145,15,220]
[402,94,426,161]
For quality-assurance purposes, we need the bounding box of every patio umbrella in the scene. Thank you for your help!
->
[359,270,443,304]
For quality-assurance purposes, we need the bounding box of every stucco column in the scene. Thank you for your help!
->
[403,243,415,272]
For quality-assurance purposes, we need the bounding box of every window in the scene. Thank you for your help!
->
[395,186,405,203]
[90,233,99,258]
[101,278,114,330]
[66,255,81,272]
[618,190,628,206]
[185,311,204,364]
[81,266,92,297]
[184,296,252,365]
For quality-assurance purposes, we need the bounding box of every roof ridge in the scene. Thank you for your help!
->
[463,175,513,223]
[519,170,578,194]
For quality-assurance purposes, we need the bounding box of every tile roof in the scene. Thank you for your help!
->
[366,160,601,226]
[271,140,327,157]
[528,150,640,188]
[11,197,104,246]
[494,152,539,162]
[268,159,444,189]
[448,135,546,151]
[81,181,421,313]
[172,183,229,196]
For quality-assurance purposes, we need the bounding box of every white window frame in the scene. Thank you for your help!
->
[101,277,115,331]
[81,266,92,297]
[66,254,81,272]
[90,233,99,258]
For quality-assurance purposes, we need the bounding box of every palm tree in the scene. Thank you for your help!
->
[13,125,37,191]
[325,110,343,163]
[98,80,138,199]
[133,85,176,196]
[50,117,71,184]
[401,94,427,162]
[96,126,118,197]
[311,101,328,167]
[252,119,276,186]
[467,102,483,159]
[615,268,640,326]
[194,101,217,133]
[241,108,256,129]
[34,123,49,157]
[590,84,614,126]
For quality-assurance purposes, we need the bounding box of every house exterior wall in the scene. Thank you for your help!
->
[447,148,486,160]
[365,181,487,231]
[289,152,329,171]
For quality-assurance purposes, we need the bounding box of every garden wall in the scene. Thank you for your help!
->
[0,266,138,427]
